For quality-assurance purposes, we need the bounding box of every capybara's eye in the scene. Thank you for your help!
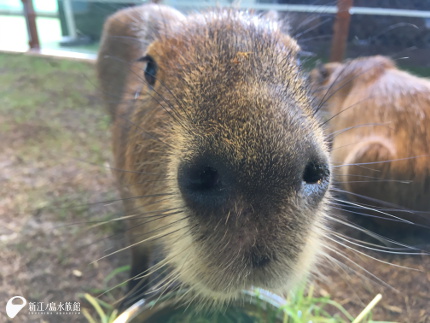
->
[303,160,330,185]
[318,65,330,82]
[140,55,157,87]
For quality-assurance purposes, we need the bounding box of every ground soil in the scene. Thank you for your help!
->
[0,53,129,323]
[314,213,430,323]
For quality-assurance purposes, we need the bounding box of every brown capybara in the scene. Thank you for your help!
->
[97,4,331,307]
[311,55,430,227]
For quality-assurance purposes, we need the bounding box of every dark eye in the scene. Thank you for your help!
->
[303,160,329,185]
[139,55,157,87]
[318,66,329,81]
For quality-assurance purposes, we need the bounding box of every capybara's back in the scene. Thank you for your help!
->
[311,56,430,227]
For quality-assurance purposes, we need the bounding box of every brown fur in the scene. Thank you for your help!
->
[97,4,331,306]
[311,55,430,226]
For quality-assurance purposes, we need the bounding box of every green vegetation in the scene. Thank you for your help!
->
[0,53,109,163]
[82,283,390,323]
[82,293,119,323]
[0,52,127,320]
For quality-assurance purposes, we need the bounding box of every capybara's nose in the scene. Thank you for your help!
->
[177,150,330,213]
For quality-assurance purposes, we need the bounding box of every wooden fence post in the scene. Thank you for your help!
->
[330,0,353,62]
[21,0,40,50]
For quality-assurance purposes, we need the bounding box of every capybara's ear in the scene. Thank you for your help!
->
[96,4,185,119]
[342,55,395,85]
[354,55,396,72]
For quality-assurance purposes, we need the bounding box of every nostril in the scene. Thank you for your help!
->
[250,253,271,268]
[303,160,330,185]
[302,159,330,200]
[178,160,227,209]
[186,166,220,191]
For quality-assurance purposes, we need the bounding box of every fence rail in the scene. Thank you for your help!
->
[0,9,56,18]
[2,0,430,55]
[2,2,430,19]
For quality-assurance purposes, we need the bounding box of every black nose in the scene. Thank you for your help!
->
[178,153,330,212]
[178,159,229,210]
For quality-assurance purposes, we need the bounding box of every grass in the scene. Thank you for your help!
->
[80,266,130,323]
[0,52,109,163]
[0,52,128,322]
[0,53,112,223]
[82,283,390,323]
[280,285,384,323]
[82,293,120,323]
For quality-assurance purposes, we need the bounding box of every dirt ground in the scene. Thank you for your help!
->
[0,53,429,323]
[0,53,128,323]
[314,214,430,323]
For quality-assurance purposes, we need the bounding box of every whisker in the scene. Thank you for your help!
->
[332,197,414,224]
[329,122,391,138]
[330,187,408,209]
[329,204,410,223]
[333,173,412,184]
[335,179,412,184]
[91,219,189,263]
[333,154,430,168]
[327,234,423,265]
[90,208,185,231]
[332,232,426,255]
[294,17,333,39]
[327,216,424,251]
[57,192,176,212]
[322,244,398,292]
[316,253,370,308]
[321,96,377,127]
